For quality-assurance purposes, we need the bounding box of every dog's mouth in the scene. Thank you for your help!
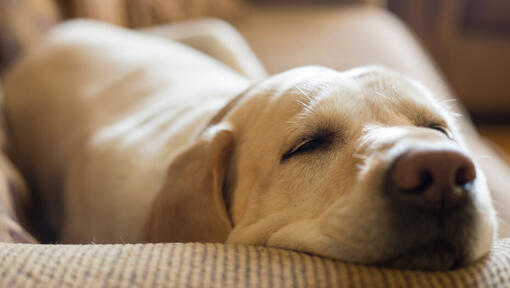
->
[381,239,464,270]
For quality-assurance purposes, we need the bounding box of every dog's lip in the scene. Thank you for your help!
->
[380,239,464,270]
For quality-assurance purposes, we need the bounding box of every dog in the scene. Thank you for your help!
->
[3,20,497,270]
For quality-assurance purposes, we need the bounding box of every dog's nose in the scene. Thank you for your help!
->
[388,149,476,211]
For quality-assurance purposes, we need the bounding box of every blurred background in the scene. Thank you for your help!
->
[0,0,509,154]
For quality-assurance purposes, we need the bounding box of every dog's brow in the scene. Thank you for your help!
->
[283,111,344,152]
[379,90,448,128]
[286,110,341,138]
[409,103,449,127]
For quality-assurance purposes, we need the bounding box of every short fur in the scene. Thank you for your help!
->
[3,20,497,269]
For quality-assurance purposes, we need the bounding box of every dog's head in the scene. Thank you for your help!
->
[147,66,497,270]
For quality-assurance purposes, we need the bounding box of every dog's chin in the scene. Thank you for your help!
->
[381,239,465,270]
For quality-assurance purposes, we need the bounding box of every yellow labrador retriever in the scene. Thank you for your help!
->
[3,20,497,270]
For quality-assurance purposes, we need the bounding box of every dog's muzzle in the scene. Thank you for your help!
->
[383,147,478,270]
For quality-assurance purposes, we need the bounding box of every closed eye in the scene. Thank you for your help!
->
[281,136,331,162]
[428,124,453,139]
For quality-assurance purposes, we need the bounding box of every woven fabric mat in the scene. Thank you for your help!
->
[1,239,509,287]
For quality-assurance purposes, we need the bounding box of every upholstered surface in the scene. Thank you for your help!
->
[0,241,509,287]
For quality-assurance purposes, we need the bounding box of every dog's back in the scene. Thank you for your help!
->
[3,20,249,243]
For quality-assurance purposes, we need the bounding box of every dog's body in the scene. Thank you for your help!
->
[4,20,497,270]
[4,21,250,243]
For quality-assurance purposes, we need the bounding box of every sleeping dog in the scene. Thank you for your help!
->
[3,20,497,270]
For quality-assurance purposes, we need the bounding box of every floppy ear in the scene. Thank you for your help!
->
[145,123,234,242]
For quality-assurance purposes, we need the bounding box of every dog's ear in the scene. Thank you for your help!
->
[145,123,234,242]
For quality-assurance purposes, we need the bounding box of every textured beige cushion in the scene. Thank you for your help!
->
[1,240,510,287]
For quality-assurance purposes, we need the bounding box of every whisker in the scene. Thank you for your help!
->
[374,91,388,100]
[439,98,457,104]
[295,86,313,103]
[353,153,368,160]
[450,112,463,118]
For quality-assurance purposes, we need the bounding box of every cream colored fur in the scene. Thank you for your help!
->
[3,20,497,268]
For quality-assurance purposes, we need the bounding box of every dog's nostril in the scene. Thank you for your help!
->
[454,164,476,187]
[388,148,476,211]
[401,170,433,194]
